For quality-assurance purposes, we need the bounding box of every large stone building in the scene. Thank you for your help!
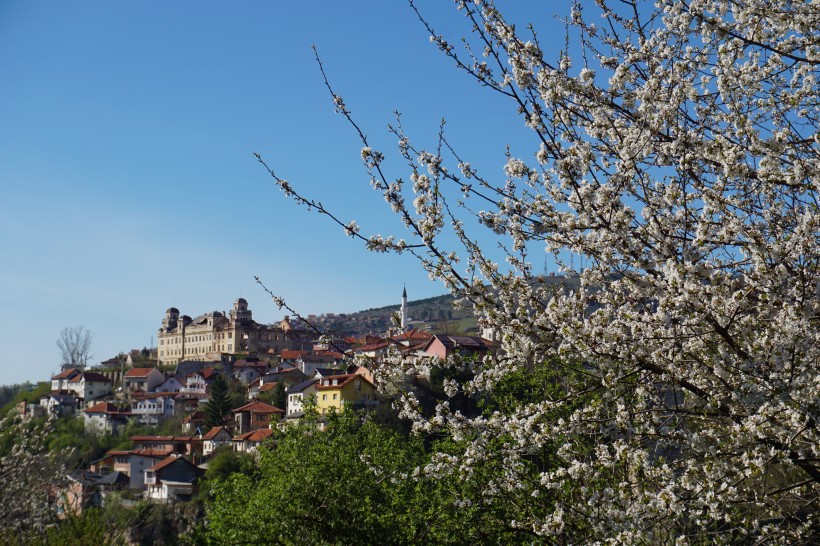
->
[157,298,312,365]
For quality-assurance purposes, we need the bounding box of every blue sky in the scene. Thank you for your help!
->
[0,1,566,385]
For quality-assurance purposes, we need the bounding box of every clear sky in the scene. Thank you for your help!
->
[0,1,565,385]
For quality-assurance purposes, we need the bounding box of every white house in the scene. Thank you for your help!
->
[285,378,318,417]
[128,449,170,489]
[131,394,176,425]
[82,402,130,435]
[201,426,233,456]
[51,368,81,391]
[65,372,112,402]
[183,368,219,394]
[232,428,273,453]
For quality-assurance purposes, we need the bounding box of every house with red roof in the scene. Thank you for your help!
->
[68,372,113,402]
[81,402,131,435]
[128,449,173,489]
[201,426,233,456]
[90,450,132,477]
[51,368,81,391]
[51,368,112,403]
[247,377,280,400]
[315,374,378,415]
[129,435,201,458]
[181,411,206,434]
[124,367,165,392]
[391,328,434,347]
[232,400,283,434]
[279,349,307,367]
[232,428,274,453]
[183,367,221,394]
[144,455,203,502]
[420,335,495,361]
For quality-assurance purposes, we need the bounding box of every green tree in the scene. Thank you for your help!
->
[206,410,424,544]
[204,406,557,544]
[204,375,231,428]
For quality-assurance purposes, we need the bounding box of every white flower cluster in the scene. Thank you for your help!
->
[343,220,360,237]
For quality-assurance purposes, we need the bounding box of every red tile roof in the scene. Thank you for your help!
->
[128,448,172,458]
[182,411,205,423]
[202,426,232,441]
[51,368,79,380]
[125,367,160,378]
[280,349,305,360]
[392,328,434,342]
[356,340,399,352]
[316,374,375,390]
[186,367,220,380]
[83,401,124,414]
[314,350,344,359]
[130,435,195,443]
[147,454,195,473]
[231,400,283,414]
[233,428,273,442]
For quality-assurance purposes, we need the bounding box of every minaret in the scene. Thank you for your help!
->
[401,285,408,331]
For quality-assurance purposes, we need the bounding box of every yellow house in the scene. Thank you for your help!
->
[315,374,377,414]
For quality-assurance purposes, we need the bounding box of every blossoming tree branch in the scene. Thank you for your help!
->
[259,0,820,541]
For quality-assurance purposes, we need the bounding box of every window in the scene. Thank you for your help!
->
[333,394,337,400]
[322,394,327,401]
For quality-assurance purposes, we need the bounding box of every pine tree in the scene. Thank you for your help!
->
[204,374,231,428]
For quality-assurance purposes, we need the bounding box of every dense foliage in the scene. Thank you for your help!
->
[206,399,571,545]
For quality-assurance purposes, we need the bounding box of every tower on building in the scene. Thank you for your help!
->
[401,286,408,331]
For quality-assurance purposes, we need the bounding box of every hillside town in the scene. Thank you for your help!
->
[13,293,495,513]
